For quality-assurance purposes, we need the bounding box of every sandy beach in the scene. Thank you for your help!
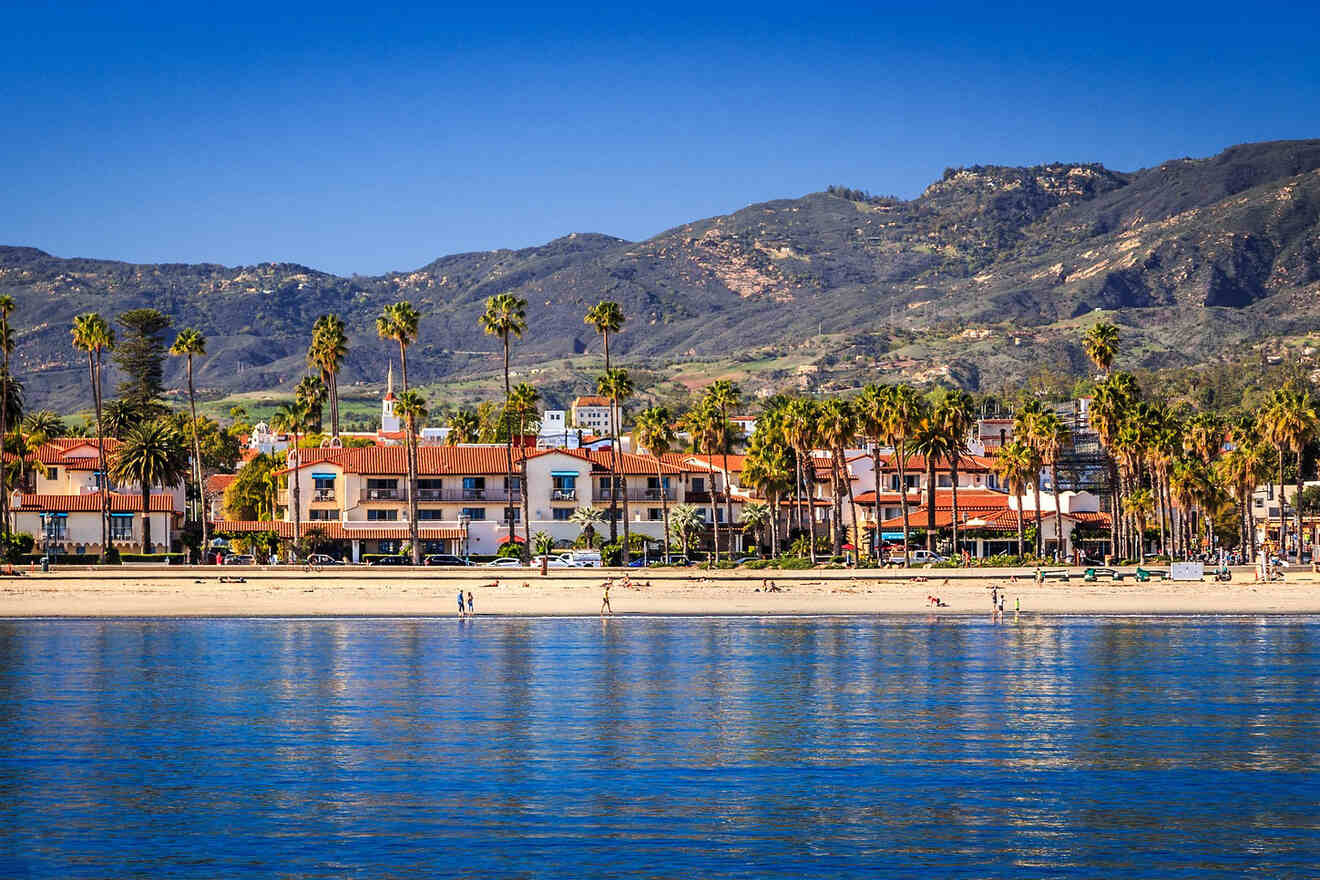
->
[0,565,1317,617]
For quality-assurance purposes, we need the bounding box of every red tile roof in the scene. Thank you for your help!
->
[205,474,237,494]
[211,520,466,540]
[33,438,121,469]
[573,396,611,408]
[18,492,178,513]
[685,454,748,473]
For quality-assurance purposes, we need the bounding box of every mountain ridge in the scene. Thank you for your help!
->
[4,139,1320,411]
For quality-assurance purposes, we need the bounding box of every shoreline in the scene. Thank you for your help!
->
[1,567,1317,618]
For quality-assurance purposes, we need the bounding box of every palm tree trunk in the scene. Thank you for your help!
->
[1109,460,1121,561]
[1032,477,1043,559]
[0,328,10,535]
[656,461,671,563]
[604,332,619,549]
[501,339,516,557]
[398,342,409,392]
[89,351,109,560]
[1155,471,1167,559]
[292,430,302,551]
[141,482,151,554]
[799,450,817,564]
[1051,461,1064,560]
[706,452,720,567]
[329,368,340,441]
[829,456,842,558]
[897,444,912,567]
[871,447,883,563]
[721,403,734,546]
[1277,448,1287,560]
[925,457,936,552]
[520,415,532,564]
[843,448,860,567]
[1015,493,1025,559]
[408,427,420,564]
[950,459,961,561]
[1295,448,1304,563]
[187,355,208,564]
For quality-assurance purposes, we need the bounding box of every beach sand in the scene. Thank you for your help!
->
[1,566,1317,617]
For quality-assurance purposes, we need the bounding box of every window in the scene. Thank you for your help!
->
[109,515,132,541]
[378,540,399,554]
[691,477,705,493]
[43,516,67,542]
[460,508,485,521]
[418,479,444,490]
[504,476,521,492]
[553,474,577,490]
[462,477,486,499]
[937,474,952,488]
[313,475,335,491]
[367,478,397,489]
[648,508,663,521]
[552,508,573,521]
[598,476,623,492]
[367,509,398,521]
[308,509,336,521]
[503,507,520,523]
[418,509,446,521]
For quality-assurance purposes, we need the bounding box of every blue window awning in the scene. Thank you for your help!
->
[110,513,133,518]
[551,470,579,477]
[311,472,336,479]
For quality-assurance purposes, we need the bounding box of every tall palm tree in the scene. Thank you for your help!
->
[585,301,625,544]
[1169,459,1206,559]
[102,399,140,439]
[681,401,725,565]
[1216,441,1269,559]
[817,398,859,561]
[783,397,822,564]
[1260,385,1318,560]
[993,439,1036,559]
[446,410,479,444]
[708,380,742,535]
[1082,320,1119,377]
[1031,408,1070,559]
[270,402,309,551]
[294,375,327,434]
[109,419,189,553]
[0,295,15,534]
[1013,402,1049,556]
[854,384,888,562]
[740,501,772,555]
[599,368,636,563]
[480,293,528,554]
[169,328,208,560]
[395,389,428,564]
[878,384,924,567]
[376,301,421,391]
[508,383,540,558]
[71,312,115,560]
[924,389,976,560]
[308,314,348,442]
[635,405,677,562]
[742,430,792,557]
[913,397,960,555]
[1091,373,1138,559]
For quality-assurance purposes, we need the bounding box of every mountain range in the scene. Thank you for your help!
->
[4,138,1319,413]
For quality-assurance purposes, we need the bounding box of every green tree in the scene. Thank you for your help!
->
[817,398,857,560]
[508,383,540,560]
[1082,320,1119,377]
[308,314,348,441]
[109,419,189,553]
[376,301,421,391]
[71,312,115,559]
[635,405,677,561]
[707,380,742,536]
[295,375,327,434]
[669,504,702,559]
[930,388,977,559]
[395,389,428,564]
[113,308,171,413]
[877,385,924,567]
[585,301,625,543]
[993,439,1036,559]
[222,453,280,520]
[446,409,479,444]
[740,501,772,556]
[270,402,310,549]
[22,410,66,438]
[599,368,635,564]
[169,328,209,559]
[480,293,527,553]
[570,505,605,549]
[681,400,725,565]
[783,397,823,564]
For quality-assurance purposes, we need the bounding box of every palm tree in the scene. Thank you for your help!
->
[598,368,636,563]
[783,397,822,564]
[71,312,115,560]
[102,399,140,439]
[1169,459,1206,559]
[508,383,540,559]
[0,295,14,534]
[670,504,703,559]
[931,389,976,560]
[395,389,428,564]
[817,398,859,560]
[681,401,725,565]
[570,505,605,549]
[1091,373,1138,559]
[480,293,528,554]
[1031,409,1070,559]
[635,406,677,562]
[1013,402,1050,557]
[308,314,348,442]
[854,384,888,562]
[1123,487,1155,563]
[1082,320,1120,377]
[170,328,209,560]
[270,402,309,550]
[1216,441,1269,559]
[446,410,479,444]
[1260,385,1318,561]
[376,301,421,391]
[913,398,959,555]
[294,375,327,434]
[740,501,772,556]
[585,301,625,544]
[742,429,792,557]
[109,419,189,553]
[708,380,741,535]
[993,439,1036,559]
[878,384,924,567]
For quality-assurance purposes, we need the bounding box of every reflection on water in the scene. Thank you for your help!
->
[0,617,1317,878]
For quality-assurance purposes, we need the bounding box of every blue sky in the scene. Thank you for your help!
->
[3,1,1317,275]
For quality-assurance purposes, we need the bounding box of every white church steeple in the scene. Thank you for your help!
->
[381,363,400,433]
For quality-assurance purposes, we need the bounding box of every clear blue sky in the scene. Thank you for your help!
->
[3,1,1317,276]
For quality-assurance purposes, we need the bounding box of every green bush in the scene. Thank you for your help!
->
[495,541,522,559]
[599,542,622,566]
[775,556,813,570]
[24,553,100,564]
[103,546,121,565]
[2,532,35,564]
[744,559,770,570]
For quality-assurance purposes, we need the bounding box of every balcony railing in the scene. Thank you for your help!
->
[362,488,402,501]
[363,487,522,503]
[551,488,578,502]
[313,489,336,503]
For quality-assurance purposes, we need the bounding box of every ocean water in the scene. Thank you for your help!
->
[0,616,1317,878]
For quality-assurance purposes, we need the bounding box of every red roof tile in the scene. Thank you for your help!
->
[18,492,177,513]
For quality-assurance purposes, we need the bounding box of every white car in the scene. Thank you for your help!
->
[485,557,522,567]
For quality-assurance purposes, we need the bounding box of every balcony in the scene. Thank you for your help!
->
[627,488,673,502]
[362,488,402,502]
[364,487,522,503]
[313,489,336,503]
[551,488,578,502]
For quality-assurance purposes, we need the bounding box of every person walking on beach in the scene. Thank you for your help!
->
[457,589,466,618]
[466,591,475,617]
[601,579,613,617]
[1014,595,1020,622]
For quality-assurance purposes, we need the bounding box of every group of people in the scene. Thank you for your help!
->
[990,584,1019,622]
[456,589,475,617]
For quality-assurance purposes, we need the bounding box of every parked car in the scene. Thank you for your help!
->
[567,551,602,567]
[224,554,255,566]
[485,557,521,567]
[537,554,579,568]
[307,553,344,566]
[424,554,472,567]
[908,549,946,564]
[368,556,408,566]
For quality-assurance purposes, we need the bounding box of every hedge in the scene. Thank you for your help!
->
[119,553,186,564]
[23,553,100,564]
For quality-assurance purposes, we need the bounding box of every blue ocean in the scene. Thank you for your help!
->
[1,616,1317,878]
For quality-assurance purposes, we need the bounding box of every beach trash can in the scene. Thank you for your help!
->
[40,556,49,573]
